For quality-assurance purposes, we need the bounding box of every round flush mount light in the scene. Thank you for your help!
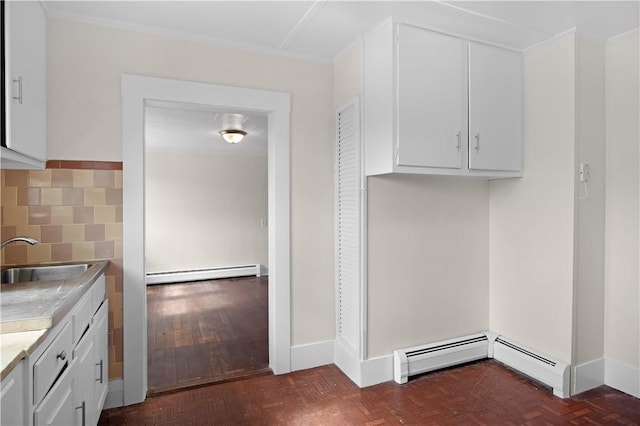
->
[219,129,247,144]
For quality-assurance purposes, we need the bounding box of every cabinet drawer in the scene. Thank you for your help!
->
[72,292,93,345]
[92,274,106,314]
[33,322,72,405]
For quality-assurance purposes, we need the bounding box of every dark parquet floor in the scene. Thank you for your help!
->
[100,360,640,425]
[147,276,270,394]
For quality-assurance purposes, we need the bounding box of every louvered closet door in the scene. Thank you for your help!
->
[335,97,362,356]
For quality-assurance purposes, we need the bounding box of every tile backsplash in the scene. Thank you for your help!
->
[1,162,123,380]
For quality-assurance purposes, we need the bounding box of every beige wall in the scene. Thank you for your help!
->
[573,37,606,366]
[145,153,268,273]
[604,32,639,368]
[333,42,363,107]
[368,174,489,357]
[47,18,335,346]
[489,34,576,363]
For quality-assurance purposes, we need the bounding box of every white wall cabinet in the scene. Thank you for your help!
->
[2,0,47,169]
[468,43,523,172]
[397,25,465,170]
[364,20,522,178]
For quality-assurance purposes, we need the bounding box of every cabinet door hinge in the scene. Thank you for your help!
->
[395,145,400,163]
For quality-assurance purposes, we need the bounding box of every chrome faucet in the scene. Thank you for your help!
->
[0,236,39,249]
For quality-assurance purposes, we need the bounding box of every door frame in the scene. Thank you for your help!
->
[121,74,291,405]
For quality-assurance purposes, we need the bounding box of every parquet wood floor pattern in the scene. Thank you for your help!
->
[100,360,640,425]
[147,277,269,394]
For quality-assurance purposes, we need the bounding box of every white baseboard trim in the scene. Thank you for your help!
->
[360,355,393,387]
[146,264,263,285]
[334,339,363,384]
[291,340,334,371]
[103,379,124,409]
[573,358,605,395]
[334,339,393,388]
[605,358,640,398]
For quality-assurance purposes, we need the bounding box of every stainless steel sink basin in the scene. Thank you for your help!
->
[1,264,91,284]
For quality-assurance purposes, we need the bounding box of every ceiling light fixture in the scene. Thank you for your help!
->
[219,129,247,144]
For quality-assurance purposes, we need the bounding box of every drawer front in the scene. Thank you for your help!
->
[72,292,93,345]
[33,322,72,405]
[92,273,106,314]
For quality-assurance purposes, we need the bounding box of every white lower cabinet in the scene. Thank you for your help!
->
[74,330,96,426]
[93,301,109,415]
[73,300,108,426]
[16,273,108,426]
[33,364,76,426]
[1,360,26,426]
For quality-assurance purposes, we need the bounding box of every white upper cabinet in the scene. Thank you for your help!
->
[397,25,465,170]
[468,43,523,172]
[364,20,522,178]
[2,0,47,169]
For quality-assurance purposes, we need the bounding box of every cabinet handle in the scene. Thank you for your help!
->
[96,359,104,384]
[456,131,461,150]
[12,76,23,104]
[76,401,86,426]
[474,133,480,151]
[56,350,67,361]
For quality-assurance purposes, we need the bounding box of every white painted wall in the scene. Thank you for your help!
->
[573,37,606,367]
[145,152,268,273]
[489,34,576,364]
[47,18,335,346]
[604,32,639,371]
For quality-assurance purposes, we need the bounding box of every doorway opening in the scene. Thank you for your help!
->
[143,101,270,393]
[122,75,291,405]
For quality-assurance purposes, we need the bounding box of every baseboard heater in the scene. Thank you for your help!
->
[491,335,570,398]
[393,333,488,385]
[146,264,264,285]
[393,332,570,398]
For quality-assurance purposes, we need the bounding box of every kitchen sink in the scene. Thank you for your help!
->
[1,263,91,284]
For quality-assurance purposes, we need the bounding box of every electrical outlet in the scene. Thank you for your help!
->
[579,163,590,182]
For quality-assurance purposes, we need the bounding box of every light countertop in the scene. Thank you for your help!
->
[0,261,109,380]
[0,329,47,380]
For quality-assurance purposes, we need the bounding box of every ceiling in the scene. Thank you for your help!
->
[44,1,640,63]
[144,101,268,155]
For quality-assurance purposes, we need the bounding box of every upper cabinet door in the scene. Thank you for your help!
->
[468,43,522,172]
[5,1,47,161]
[396,25,465,169]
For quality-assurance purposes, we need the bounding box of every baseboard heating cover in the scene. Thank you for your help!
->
[146,264,262,285]
[393,333,489,384]
[393,332,571,398]
[491,335,570,398]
